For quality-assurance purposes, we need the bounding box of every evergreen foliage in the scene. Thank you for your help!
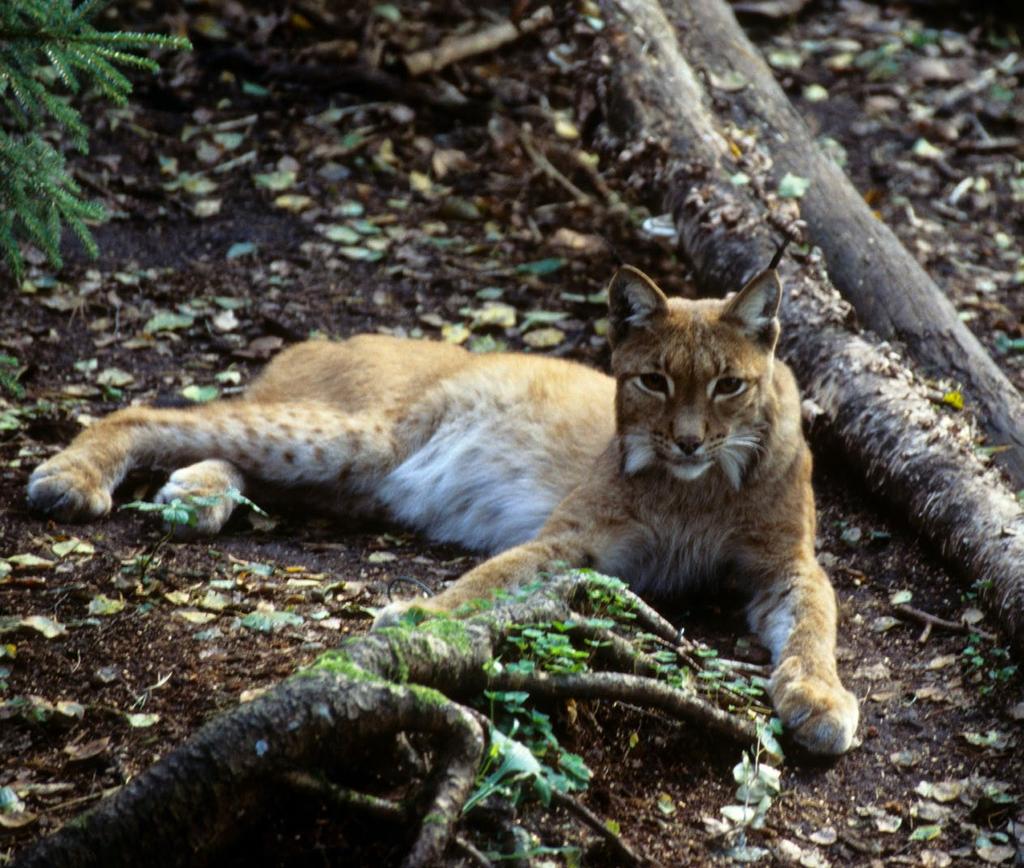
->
[0,0,190,280]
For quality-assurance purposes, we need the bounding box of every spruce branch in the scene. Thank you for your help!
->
[0,0,191,281]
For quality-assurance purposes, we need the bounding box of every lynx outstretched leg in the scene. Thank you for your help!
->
[154,459,246,537]
[28,401,401,523]
[746,561,859,755]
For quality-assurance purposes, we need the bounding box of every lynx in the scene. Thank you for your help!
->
[28,265,858,754]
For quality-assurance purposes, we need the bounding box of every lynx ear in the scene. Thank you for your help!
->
[722,268,782,349]
[607,266,669,346]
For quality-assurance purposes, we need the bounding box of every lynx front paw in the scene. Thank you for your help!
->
[154,461,241,537]
[27,456,112,522]
[770,656,859,756]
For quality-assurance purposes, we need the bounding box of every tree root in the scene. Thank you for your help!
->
[15,573,763,867]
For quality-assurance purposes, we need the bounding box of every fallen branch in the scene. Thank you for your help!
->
[597,0,1024,651]
[403,6,554,77]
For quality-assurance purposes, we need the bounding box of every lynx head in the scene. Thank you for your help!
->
[607,265,783,489]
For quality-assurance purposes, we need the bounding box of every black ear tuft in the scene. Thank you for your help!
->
[607,266,669,346]
[722,268,782,349]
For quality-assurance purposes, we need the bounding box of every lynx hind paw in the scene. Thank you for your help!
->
[27,456,112,522]
[154,466,239,537]
[770,656,859,755]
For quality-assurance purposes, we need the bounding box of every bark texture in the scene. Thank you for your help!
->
[599,0,1024,649]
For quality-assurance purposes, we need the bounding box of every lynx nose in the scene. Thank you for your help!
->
[675,436,703,456]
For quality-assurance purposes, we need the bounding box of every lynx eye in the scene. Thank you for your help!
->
[713,376,746,398]
[638,372,670,395]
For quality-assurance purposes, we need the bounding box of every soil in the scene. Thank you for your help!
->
[2,1,1023,866]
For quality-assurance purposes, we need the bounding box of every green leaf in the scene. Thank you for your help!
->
[778,173,811,199]
[20,615,67,639]
[180,384,219,403]
[143,310,194,333]
[909,824,942,842]
[226,241,257,259]
[87,594,125,616]
[516,257,566,276]
[240,610,304,633]
[253,170,297,191]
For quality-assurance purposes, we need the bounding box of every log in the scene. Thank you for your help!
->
[597,0,1024,649]
[660,0,1024,489]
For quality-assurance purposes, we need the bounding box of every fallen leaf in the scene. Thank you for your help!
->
[240,610,303,633]
[909,825,943,842]
[871,616,900,633]
[192,198,222,218]
[144,311,194,334]
[87,595,125,616]
[226,241,257,259]
[173,609,217,625]
[64,737,111,762]
[20,615,66,639]
[52,538,95,558]
[915,781,962,803]
[126,712,160,728]
[97,368,135,388]
[274,194,314,212]
[253,170,297,191]
[516,257,566,276]
[6,553,55,570]
[810,827,837,845]
[522,327,565,349]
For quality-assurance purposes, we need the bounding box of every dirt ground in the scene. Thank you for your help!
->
[2,1,1023,865]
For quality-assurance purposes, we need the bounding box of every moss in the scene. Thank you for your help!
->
[453,597,494,618]
[416,616,472,654]
[407,683,451,707]
[302,650,383,683]
[373,627,413,682]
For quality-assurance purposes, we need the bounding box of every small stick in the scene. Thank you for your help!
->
[549,790,647,866]
[404,6,554,77]
[450,836,492,867]
[893,603,996,641]
[281,771,407,822]
[519,128,592,205]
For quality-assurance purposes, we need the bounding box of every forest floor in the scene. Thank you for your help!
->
[2,1,1024,865]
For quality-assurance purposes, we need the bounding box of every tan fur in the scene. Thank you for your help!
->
[28,266,858,754]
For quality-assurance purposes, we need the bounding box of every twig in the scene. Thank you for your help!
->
[280,771,407,822]
[549,790,647,866]
[403,6,554,77]
[450,836,493,867]
[519,127,592,205]
[894,603,996,642]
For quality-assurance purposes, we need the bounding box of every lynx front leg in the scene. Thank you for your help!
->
[746,560,859,755]
[28,401,399,523]
[154,459,246,537]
